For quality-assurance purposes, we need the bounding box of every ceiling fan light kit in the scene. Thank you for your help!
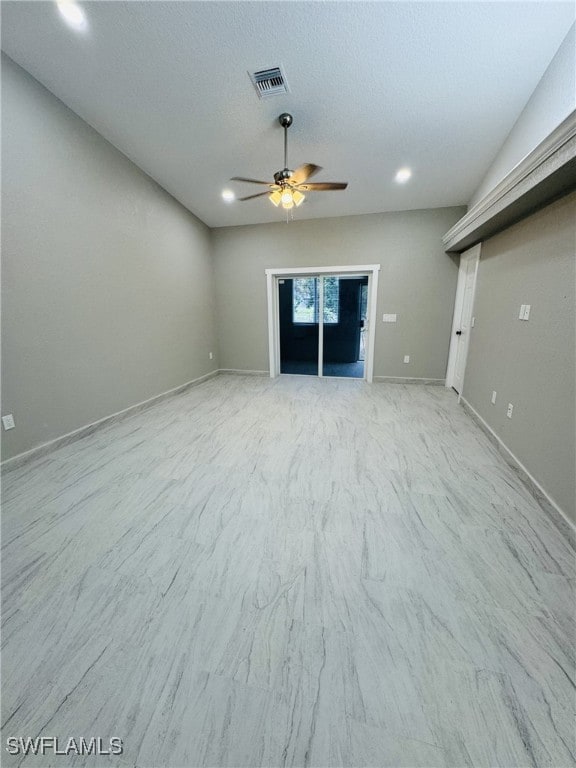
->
[269,189,282,207]
[230,113,348,218]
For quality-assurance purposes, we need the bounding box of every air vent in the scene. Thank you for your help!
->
[249,66,289,99]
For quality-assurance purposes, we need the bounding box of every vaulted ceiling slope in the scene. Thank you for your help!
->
[2,2,574,227]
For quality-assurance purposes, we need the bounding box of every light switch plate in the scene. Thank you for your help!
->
[403,355,410,364]
[2,414,15,430]
[382,314,397,323]
[491,391,497,404]
[519,305,526,319]
[523,304,531,320]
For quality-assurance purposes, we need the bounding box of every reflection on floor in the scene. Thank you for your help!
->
[281,359,365,378]
[2,374,574,767]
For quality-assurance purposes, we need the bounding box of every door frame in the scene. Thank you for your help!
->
[265,264,380,382]
[445,243,481,394]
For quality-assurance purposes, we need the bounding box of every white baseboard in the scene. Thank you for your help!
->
[374,376,445,386]
[460,395,575,535]
[1,369,219,472]
[218,369,269,376]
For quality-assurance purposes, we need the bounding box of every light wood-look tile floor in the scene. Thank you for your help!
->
[2,374,574,767]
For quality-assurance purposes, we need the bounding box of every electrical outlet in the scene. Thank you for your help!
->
[507,403,514,419]
[403,355,410,364]
[382,314,397,323]
[491,391,497,405]
[209,352,214,360]
[2,414,15,430]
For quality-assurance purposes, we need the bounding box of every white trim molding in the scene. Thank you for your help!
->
[265,265,382,277]
[218,369,269,376]
[374,377,445,385]
[444,110,576,253]
[265,265,381,382]
[460,395,575,536]
[1,370,219,472]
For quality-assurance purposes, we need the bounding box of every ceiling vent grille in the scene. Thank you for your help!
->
[249,66,289,99]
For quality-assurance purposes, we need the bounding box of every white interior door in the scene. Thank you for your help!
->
[450,245,480,394]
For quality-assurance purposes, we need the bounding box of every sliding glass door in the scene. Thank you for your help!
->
[321,276,367,378]
[278,274,367,379]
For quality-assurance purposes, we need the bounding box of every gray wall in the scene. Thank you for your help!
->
[1,56,218,460]
[463,192,576,522]
[469,24,575,208]
[211,207,464,377]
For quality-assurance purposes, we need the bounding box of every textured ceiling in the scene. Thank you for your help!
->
[2,2,574,227]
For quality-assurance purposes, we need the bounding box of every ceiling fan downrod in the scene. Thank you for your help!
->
[278,112,293,177]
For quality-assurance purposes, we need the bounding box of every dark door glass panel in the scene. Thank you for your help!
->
[322,276,367,378]
[279,278,319,375]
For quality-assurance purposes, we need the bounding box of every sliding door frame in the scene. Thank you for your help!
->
[265,264,380,382]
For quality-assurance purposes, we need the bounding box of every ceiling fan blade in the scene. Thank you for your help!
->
[296,182,348,191]
[231,176,273,186]
[289,163,322,185]
[237,191,271,201]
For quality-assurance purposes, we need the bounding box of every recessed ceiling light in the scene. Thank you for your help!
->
[56,0,87,31]
[395,167,412,183]
[221,189,235,202]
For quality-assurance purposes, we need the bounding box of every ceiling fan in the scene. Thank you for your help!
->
[231,113,348,211]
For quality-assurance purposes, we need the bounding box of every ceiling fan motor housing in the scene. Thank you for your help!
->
[274,168,293,184]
